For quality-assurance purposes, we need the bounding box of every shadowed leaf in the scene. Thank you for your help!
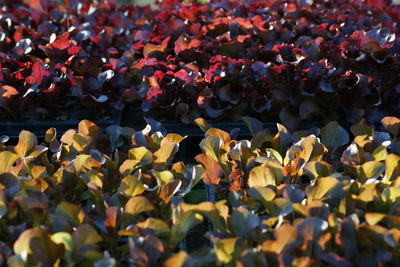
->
[381,116,400,137]
[320,121,349,148]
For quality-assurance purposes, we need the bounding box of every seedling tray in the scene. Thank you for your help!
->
[0,110,122,139]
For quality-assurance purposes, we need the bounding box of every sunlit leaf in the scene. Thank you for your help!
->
[300,136,327,162]
[163,251,190,267]
[152,170,174,186]
[14,131,37,158]
[247,186,276,203]
[136,218,170,237]
[0,151,18,174]
[128,147,153,164]
[193,202,228,234]
[51,232,74,263]
[385,154,400,181]
[199,135,222,162]
[365,213,386,226]
[248,164,276,187]
[358,183,378,202]
[304,161,332,179]
[212,237,238,265]
[360,161,385,181]
[170,203,203,246]
[195,153,223,185]
[306,176,340,201]
[194,118,212,133]
[124,196,154,216]
[78,120,100,141]
[262,224,298,254]
[118,174,146,197]
[271,123,293,156]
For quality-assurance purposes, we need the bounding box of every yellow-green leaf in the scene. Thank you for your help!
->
[306,176,339,200]
[163,251,190,267]
[385,154,400,181]
[0,151,18,174]
[14,130,37,158]
[136,218,170,237]
[152,170,174,186]
[78,120,100,140]
[360,161,385,181]
[247,186,276,203]
[262,224,297,254]
[128,146,153,164]
[304,161,332,179]
[365,213,386,226]
[118,174,145,197]
[194,118,212,133]
[56,201,85,225]
[213,237,238,265]
[372,146,388,161]
[248,164,276,187]
[124,196,154,216]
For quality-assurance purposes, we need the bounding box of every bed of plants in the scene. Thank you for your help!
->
[1,0,400,266]
[0,0,399,126]
[0,116,400,266]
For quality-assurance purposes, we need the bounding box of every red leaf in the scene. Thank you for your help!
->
[105,206,119,231]
[41,83,55,93]
[143,36,170,58]
[68,46,81,55]
[146,87,163,100]
[174,35,201,54]
[0,85,19,112]
[31,61,50,85]
[51,39,70,51]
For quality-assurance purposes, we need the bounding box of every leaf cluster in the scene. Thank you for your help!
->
[1,116,400,266]
[0,0,399,125]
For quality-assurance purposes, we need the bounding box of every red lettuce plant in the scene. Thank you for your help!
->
[0,0,399,127]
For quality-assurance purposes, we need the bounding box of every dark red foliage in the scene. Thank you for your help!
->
[0,0,398,125]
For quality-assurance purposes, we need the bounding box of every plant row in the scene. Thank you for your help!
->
[1,116,400,266]
[0,0,399,126]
